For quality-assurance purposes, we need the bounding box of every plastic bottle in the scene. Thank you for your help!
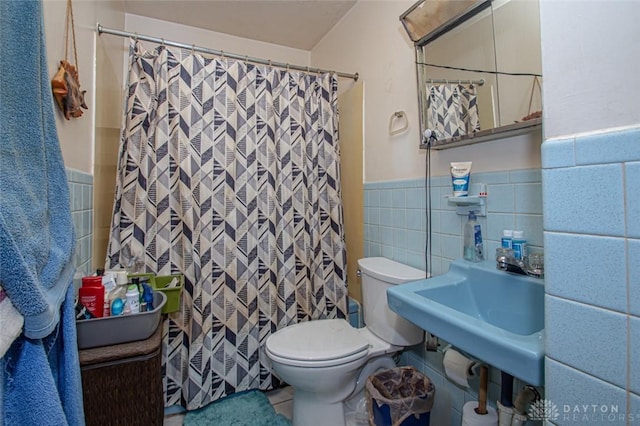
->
[501,230,513,249]
[78,276,105,318]
[512,231,528,260]
[125,284,140,314]
[463,211,483,262]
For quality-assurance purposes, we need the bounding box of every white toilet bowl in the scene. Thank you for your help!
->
[265,258,426,426]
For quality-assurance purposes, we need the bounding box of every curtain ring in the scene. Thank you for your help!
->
[134,32,138,41]
[191,44,196,54]
[161,38,165,47]
[245,55,249,64]
[220,50,225,59]
[286,63,290,71]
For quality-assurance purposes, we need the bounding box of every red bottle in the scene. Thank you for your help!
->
[79,276,104,318]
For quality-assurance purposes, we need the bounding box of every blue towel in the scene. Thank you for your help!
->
[3,286,85,426]
[0,0,76,338]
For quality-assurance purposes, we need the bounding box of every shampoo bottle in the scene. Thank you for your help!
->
[463,211,483,262]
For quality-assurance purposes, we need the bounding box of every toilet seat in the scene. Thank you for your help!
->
[266,319,370,368]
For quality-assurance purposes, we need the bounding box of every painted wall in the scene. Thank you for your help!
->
[124,14,310,67]
[540,1,640,423]
[311,0,542,182]
[42,0,124,174]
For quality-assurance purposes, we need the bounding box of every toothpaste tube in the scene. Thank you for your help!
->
[450,162,472,197]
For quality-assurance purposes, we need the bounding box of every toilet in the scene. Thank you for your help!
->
[265,257,425,426]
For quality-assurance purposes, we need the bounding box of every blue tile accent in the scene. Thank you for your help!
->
[441,235,462,260]
[406,251,425,271]
[393,229,407,249]
[406,209,424,231]
[575,126,640,165]
[545,232,627,312]
[509,169,542,183]
[545,358,627,425]
[369,190,380,207]
[379,189,393,207]
[626,162,640,238]
[486,184,514,213]
[546,295,627,388]
[392,209,407,228]
[368,207,380,225]
[541,137,576,169]
[440,211,461,235]
[348,298,362,328]
[379,226,394,244]
[543,164,625,236]
[486,214,515,243]
[630,239,640,316]
[515,183,542,214]
[406,188,425,209]
[379,208,392,226]
[392,248,407,264]
[365,169,543,417]
[67,168,93,275]
[407,231,425,252]
[631,316,640,395]
[515,214,544,248]
[392,189,406,208]
[472,171,509,185]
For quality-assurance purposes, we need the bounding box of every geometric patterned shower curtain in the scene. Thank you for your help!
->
[426,82,480,139]
[106,40,348,410]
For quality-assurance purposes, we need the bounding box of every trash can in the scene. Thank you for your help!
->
[366,366,435,426]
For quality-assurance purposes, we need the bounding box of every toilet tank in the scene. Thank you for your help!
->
[357,257,425,346]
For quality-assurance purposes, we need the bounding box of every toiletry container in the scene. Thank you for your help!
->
[512,231,527,260]
[79,276,105,318]
[463,211,483,262]
[126,284,140,314]
[501,230,513,249]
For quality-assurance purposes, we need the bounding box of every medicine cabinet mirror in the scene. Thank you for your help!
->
[401,0,542,149]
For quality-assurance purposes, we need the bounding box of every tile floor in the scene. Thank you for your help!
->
[162,386,294,425]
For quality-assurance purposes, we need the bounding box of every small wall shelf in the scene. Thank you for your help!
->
[420,118,542,150]
[445,195,486,216]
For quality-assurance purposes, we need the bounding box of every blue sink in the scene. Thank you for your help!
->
[387,259,544,385]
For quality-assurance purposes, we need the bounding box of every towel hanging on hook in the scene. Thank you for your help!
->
[389,111,409,135]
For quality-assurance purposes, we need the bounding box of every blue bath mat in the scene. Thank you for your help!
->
[184,390,291,426]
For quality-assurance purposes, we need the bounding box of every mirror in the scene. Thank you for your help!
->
[402,0,542,149]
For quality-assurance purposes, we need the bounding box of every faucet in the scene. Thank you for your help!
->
[496,248,544,279]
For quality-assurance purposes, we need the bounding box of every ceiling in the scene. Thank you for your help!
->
[120,0,358,50]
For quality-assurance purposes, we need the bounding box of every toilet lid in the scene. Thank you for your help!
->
[266,319,369,362]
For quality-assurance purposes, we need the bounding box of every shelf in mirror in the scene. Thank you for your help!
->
[420,117,541,150]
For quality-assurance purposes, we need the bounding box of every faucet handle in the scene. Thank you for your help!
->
[495,247,514,260]
[527,252,544,271]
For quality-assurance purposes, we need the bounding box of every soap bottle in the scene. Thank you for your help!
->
[501,230,513,249]
[512,231,528,260]
[463,211,483,262]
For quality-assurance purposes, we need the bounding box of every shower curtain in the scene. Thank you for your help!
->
[107,40,348,410]
[426,82,480,139]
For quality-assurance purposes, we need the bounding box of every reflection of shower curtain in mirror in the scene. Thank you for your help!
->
[426,83,480,139]
[107,40,348,410]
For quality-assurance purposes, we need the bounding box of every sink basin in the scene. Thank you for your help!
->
[387,259,544,385]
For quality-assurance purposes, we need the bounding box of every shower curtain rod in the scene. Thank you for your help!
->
[97,24,359,81]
